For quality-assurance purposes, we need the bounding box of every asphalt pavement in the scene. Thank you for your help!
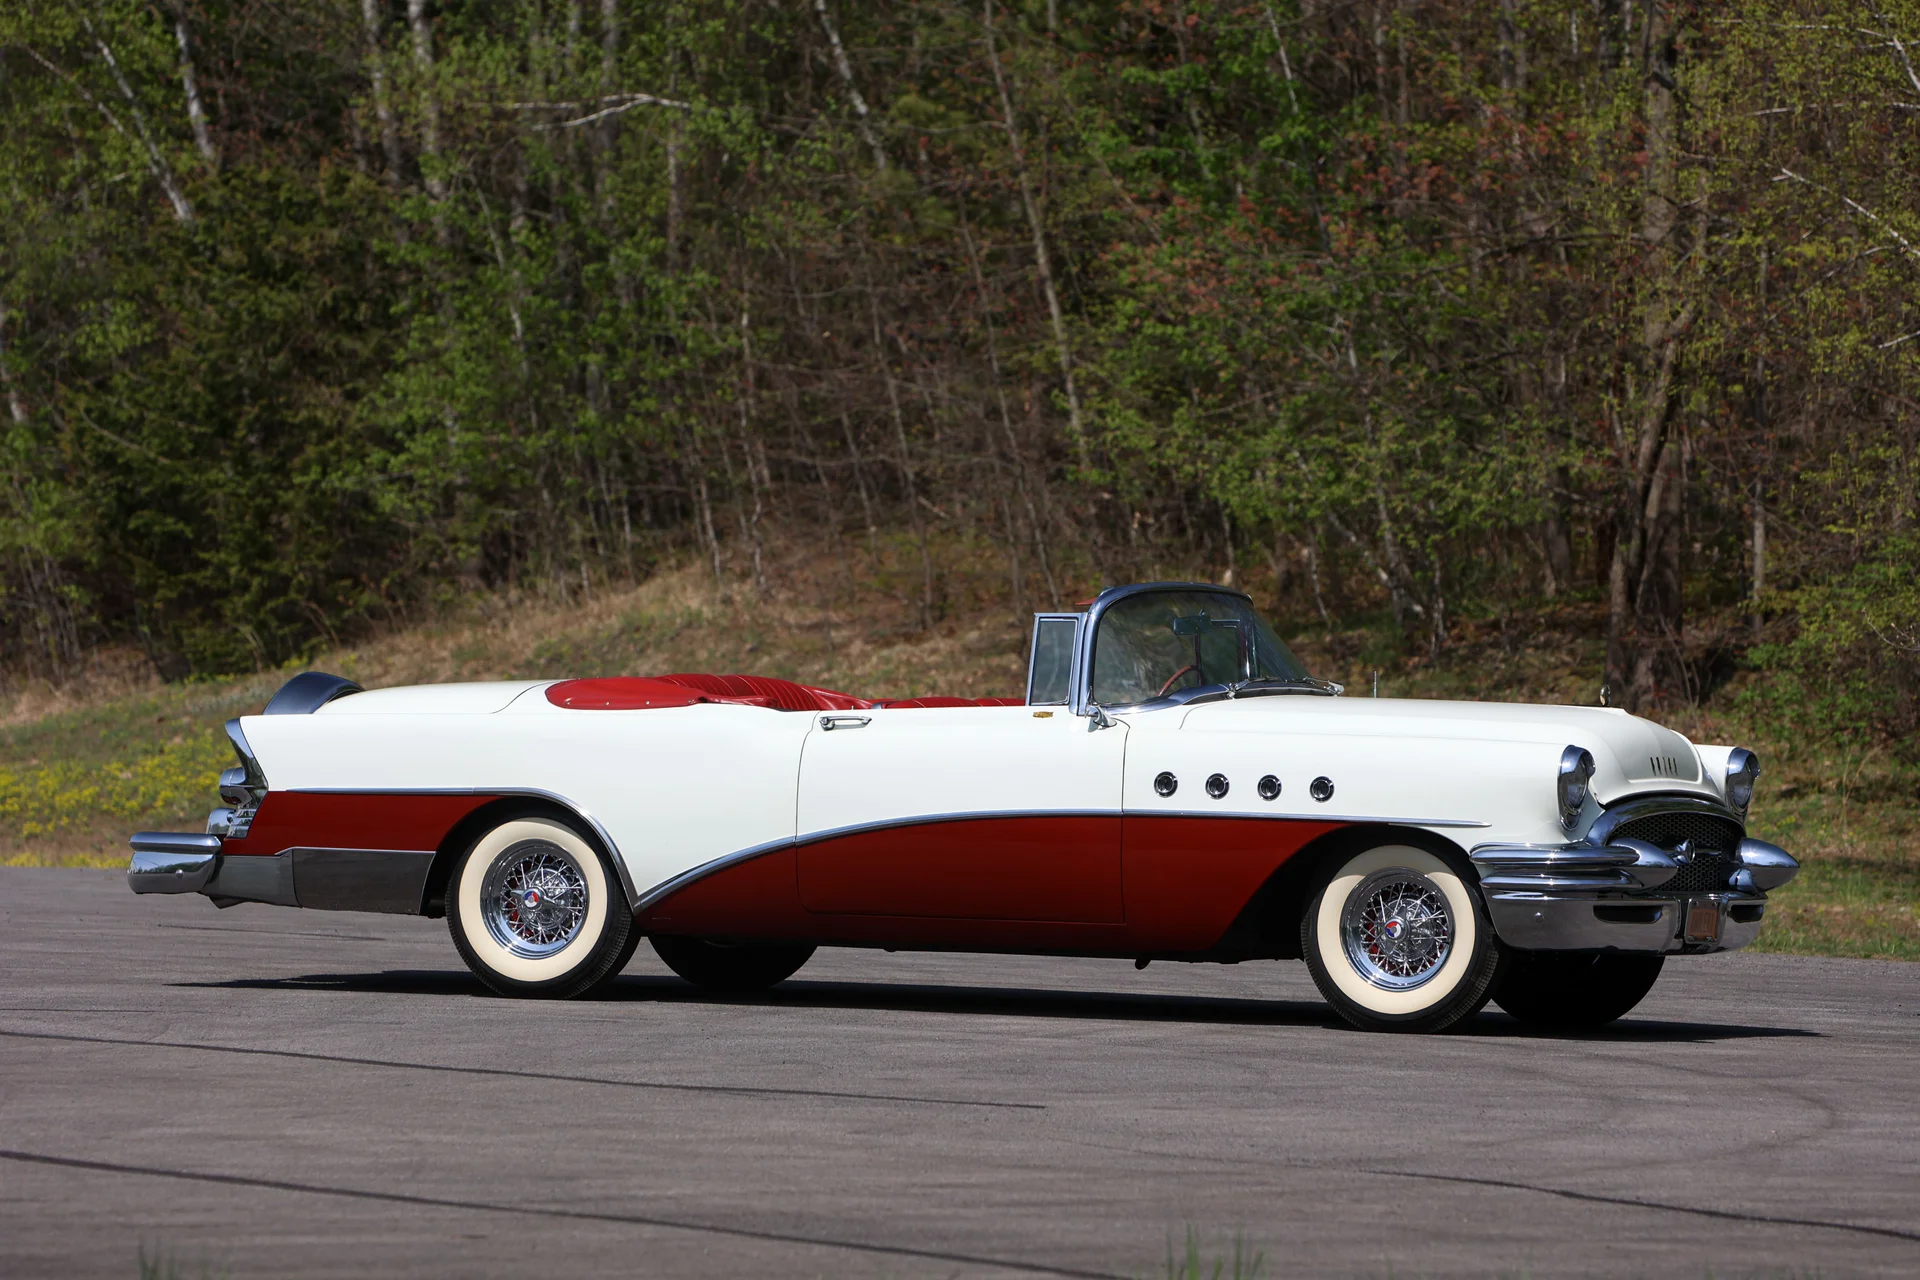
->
[1,867,1916,1278]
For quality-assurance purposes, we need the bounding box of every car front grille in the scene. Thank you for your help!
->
[1610,811,1745,894]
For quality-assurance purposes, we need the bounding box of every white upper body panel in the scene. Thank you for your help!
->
[241,677,1725,899]
[1118,694,1716,848]
[797,706,1125,838]
[243,691,813,895]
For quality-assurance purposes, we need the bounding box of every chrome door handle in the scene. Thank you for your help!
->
[820,714,872,731]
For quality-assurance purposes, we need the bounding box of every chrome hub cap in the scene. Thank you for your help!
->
[482,842,589,958]
[1341,870,1453,990]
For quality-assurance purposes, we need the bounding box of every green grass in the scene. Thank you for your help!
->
[1163,1227,1263,1279]
[1,678,276,865]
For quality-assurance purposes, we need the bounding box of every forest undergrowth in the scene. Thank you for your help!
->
[4,537,1912,961]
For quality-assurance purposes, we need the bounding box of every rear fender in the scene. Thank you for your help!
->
[419,795,637,918]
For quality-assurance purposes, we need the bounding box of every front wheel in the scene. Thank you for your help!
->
[1300,842,1501,1033]
[1493,951,1664,1027]
[448,816,638,998]
[651,936,815,992]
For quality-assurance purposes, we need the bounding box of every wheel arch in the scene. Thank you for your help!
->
[1218,823,1473,959]
[419,794,640,918]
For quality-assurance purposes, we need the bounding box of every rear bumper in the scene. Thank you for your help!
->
[128,831,426,913]
[1471,836,1797,955]
[128,833,222,894]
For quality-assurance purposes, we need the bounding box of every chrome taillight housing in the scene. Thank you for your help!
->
[206,718,268,838]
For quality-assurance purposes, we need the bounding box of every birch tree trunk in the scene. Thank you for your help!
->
[814,0,888,170]
[78,18,195,224]
[406,0,448,204]
[983,0,1089,472]
[0,297,27,426]
[359,0,405,184]
[171,9,217,166]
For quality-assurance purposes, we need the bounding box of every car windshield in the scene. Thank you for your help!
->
[1088,589,1313,707]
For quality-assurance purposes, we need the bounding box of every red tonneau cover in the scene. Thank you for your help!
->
[545,674,1023,711]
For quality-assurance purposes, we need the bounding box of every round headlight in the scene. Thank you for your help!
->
[1557,746,1595,829]
[1725,748,1760,814]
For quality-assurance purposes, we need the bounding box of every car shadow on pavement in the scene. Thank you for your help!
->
[185,971,1819,1040]
[1466,1012,1820,1042]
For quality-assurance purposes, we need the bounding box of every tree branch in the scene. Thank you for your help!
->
[25,38,193,224]
[1775,167,1920,263]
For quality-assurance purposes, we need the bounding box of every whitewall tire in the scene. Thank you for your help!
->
[448,816,637,997]
[1300,841,1500,1033]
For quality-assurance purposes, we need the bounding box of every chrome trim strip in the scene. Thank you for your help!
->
[633,836,798,914]
[634,806,1485,914]
[637,810,1134,914]
[1469,843,1637,871]
[798,808,1123,846]
[130,831,224,856]
[225,719,266,789]
[1471,838,1681,890]
[1141,809,1489,828]
[284,787,643,911]
[1478,872,1632,892]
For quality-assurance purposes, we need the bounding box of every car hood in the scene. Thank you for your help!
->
[1171,694,1714,801]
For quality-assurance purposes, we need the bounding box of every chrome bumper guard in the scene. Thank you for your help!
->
[128,832,223,894]
[1470,836,1799,954]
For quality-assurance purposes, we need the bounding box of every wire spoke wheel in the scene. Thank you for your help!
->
[1302,842,1498,1033]
[481,841,590,958]
[449,816,635,998]
[1340,870,1454,990]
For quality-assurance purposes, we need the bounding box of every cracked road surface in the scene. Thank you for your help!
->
[3,868,1917,1277]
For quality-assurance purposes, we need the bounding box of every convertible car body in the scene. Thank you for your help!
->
[129,582,1798,1031]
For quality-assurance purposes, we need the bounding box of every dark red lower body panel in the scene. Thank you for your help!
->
[226,793,1346,957]
[797,814,1124,922]
[222,792,501,857]
[642,813,1347,955]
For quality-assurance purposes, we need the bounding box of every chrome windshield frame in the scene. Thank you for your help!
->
[1070,581,1290,717]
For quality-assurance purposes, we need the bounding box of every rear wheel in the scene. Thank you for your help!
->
[1300,842,1501,1033]
[448,816,636,998]
[1493,951,1664,1027]
[651,936,815,992]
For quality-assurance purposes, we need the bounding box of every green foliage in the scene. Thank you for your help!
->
[0,0,1915,753]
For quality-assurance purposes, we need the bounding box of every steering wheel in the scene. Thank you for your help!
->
[1157,665,1200,698]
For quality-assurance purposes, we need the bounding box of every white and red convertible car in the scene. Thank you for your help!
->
[129,582,1797,1032]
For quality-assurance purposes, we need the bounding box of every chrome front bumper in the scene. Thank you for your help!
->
[1471,836,1798,955]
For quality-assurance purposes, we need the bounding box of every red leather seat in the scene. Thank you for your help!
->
[545,674,874,712]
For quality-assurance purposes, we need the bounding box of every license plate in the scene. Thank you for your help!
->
[1685,902,1721,944]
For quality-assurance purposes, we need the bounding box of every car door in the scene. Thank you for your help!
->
[795,705,1127,922]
